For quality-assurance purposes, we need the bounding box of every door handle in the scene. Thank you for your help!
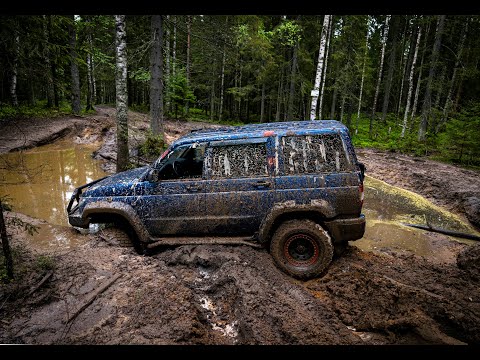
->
[253,181,271,188]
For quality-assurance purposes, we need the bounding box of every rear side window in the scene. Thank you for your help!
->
[281,134,351,174]
[207,143,268,179]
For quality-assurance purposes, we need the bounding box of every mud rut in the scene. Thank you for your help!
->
[1,107,480,345]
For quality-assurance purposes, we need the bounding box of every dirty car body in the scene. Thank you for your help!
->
[67,120,366,279]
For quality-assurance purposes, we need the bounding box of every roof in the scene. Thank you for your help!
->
[173,120,349,147]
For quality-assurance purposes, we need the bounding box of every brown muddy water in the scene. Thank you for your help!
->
[0,139,106,249]
[1,140,478,257]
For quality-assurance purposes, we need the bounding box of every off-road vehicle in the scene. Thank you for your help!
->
[67,120,366,279]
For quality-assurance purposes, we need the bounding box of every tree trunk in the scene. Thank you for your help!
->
[396,17,410,118]
[381,16,399,124]
[318,15,333,120]
[10,21,19,107]
[287,41,298,120]
[85,16,94,111]
[47,15,59,108]
[418,15,445,142]
[68,15,81,114]
[356,18,370,133]
[210,59,215,122]
[330,84,338,119]
[411,21,430,122]
[172,16,177,82]
[0,200,13,280]
[42,15,54,108]
[260,82,265,123]
[401,24,422,137]
[310,15,331,120]
[219,28,227,122]
[150,15,164,138]
[275,64,283,122]
[438,18,468,132]
[369,15,391,136]
[115,15,129,172]
[184,15,192,116]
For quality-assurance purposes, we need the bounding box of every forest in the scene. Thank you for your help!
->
[0,14,479,169]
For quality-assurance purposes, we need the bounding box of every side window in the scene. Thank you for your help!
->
[158,143,206,180]
[281,134,350,175]
[207,143,268,179]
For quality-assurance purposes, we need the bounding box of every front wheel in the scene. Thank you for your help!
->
[270,219,333,280]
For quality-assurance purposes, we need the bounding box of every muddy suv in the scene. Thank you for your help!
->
[67,120,366,279]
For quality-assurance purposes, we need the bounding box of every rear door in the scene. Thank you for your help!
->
[203,137,275,236]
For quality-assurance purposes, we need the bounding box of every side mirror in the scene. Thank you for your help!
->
[147,168,160,182]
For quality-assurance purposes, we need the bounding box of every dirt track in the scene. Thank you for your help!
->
[1,107,479,345]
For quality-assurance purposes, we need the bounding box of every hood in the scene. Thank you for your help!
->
[82,166,150,197]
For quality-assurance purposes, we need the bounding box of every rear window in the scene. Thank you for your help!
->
[281,134,351,174]
[208,143,268,179]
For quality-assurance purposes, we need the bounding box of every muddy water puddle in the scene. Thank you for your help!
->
[0,138,107,248]
[355,175,479,260]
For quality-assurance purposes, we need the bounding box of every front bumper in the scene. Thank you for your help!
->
[66,176,107,228]
[324,214,366,243]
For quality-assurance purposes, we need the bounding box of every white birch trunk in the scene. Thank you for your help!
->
[401,25,422,137]
[318,15,333,120]
[410,22,429,122]
[310,15,331,120]
[357,18,370,129]
[369,15,391,135]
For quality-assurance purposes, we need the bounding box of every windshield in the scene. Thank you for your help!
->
[153,145,189,169]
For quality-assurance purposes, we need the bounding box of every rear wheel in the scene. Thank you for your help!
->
[270,219,333,280]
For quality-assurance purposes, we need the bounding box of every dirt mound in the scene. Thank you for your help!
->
[457,243,480,282]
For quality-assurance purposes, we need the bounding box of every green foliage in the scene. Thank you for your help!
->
[138,131,166,158]
[437,102,480,166]
[35,255,54,271]
[0,101,71,120]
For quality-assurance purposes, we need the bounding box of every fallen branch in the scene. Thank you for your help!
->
[401,223,480,241]
[26,270,53,297]
[65,273,122,324]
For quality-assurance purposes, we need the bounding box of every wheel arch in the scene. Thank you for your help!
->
[257,201,335,244]
[83,201,151,243]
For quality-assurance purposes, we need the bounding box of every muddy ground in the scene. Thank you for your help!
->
[0,107,479,345]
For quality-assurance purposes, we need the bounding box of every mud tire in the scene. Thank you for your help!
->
[270,219,333,280]
[101,225,133,247]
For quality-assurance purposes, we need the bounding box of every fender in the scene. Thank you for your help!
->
[257,199,336,243]
[83,200,151,243]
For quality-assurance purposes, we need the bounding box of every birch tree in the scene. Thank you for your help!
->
[318,15,333,120]
[381,15,399,124]
[418,15,445,142]
[369,15,390,137]
[356,17,370,132]
[150,15,164,138]
[401,24,422,137]
[115,15,129,172]
[69,15,81,114]
[310,15,331,120]
[411,21,430,122]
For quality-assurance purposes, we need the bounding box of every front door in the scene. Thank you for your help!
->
[203,138,275,236]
